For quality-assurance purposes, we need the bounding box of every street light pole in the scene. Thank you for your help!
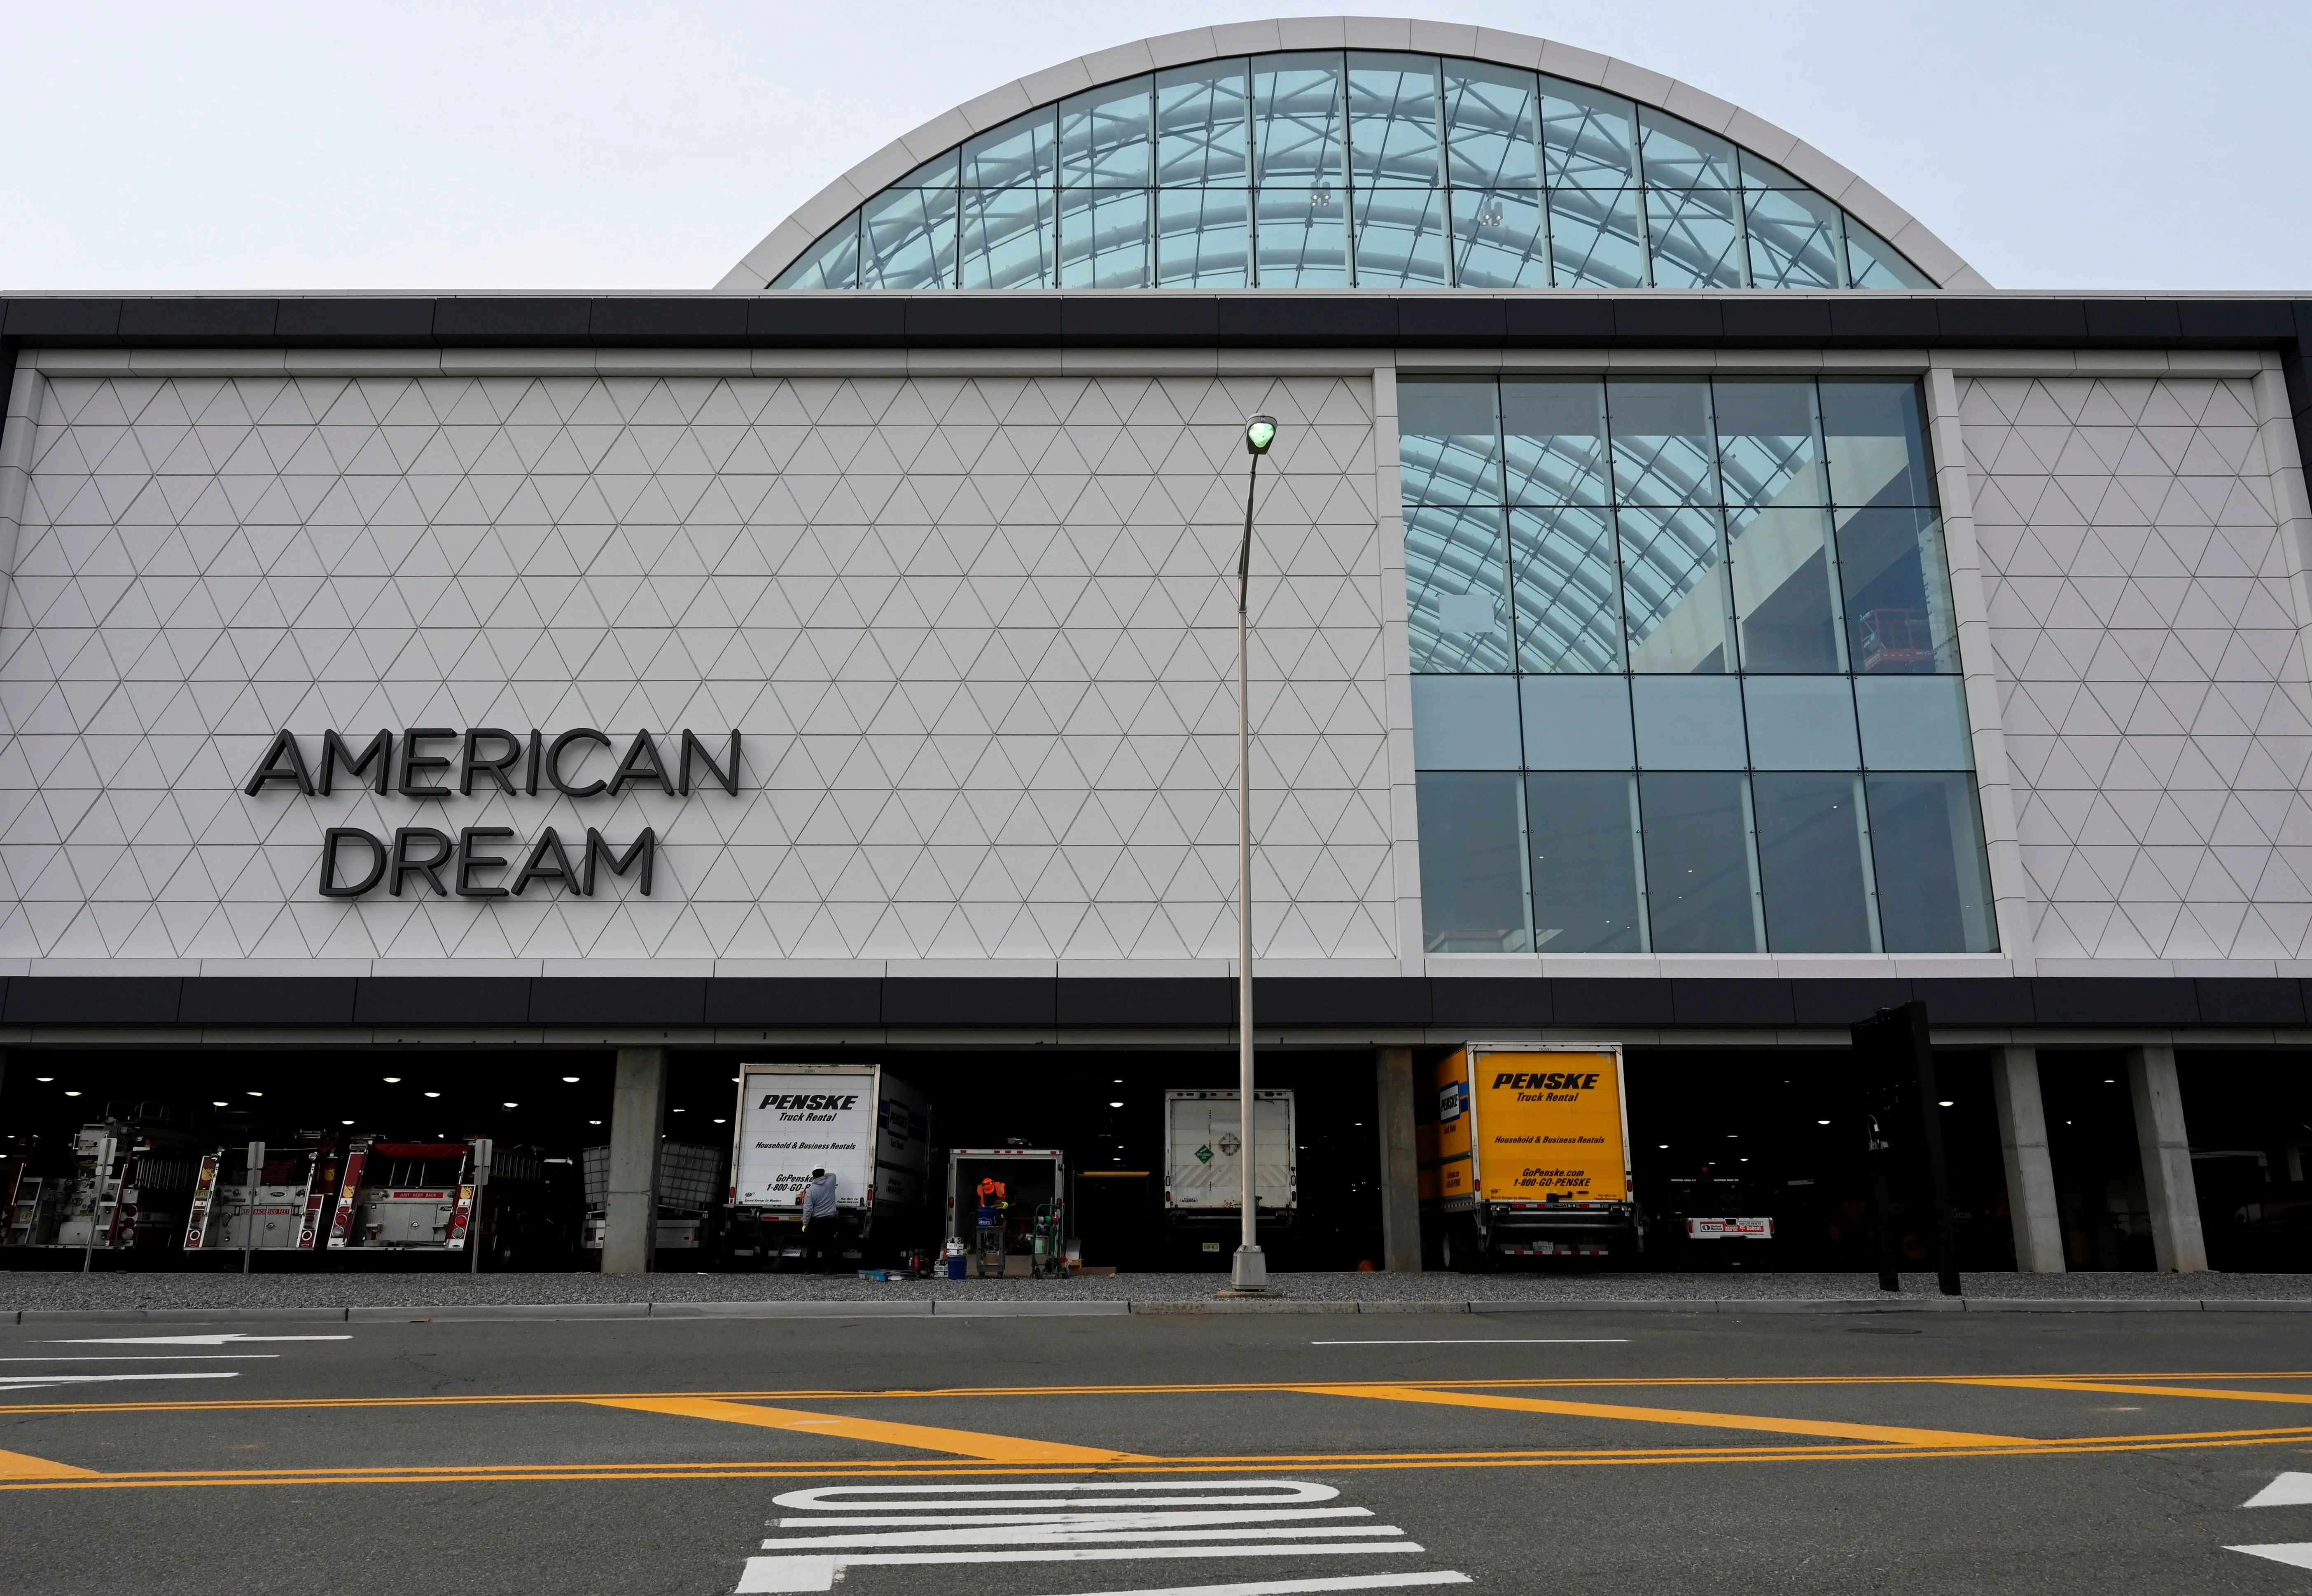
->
[1229,414,1277,1296]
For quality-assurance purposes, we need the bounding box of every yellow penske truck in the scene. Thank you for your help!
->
[1420,1042,1639,1270]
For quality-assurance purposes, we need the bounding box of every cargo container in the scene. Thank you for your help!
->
[1162,1089,1295,1264]
[1422,1044,1637,1269]
[579,1140,724,1254]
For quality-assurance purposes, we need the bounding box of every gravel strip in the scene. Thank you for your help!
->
[5,1268,2309,1314]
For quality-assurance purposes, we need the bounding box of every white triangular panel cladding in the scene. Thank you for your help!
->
[1,374,1391,961]
[1967,374,2312,961]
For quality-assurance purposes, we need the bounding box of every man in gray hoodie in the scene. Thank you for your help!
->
[801,1167,841,1273]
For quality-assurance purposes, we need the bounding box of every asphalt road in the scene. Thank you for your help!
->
[4,1307,2312,1594]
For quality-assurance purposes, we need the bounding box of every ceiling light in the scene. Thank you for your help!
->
[246,1091,263,1097]
[341,1119,354,1125]
[1938,1100,1954,1108]
[1108,1100,1124,1108]
[589,1119,602,1125]
[502,1102,518,1109]
[34,1076,53,1082]
[1658,1143,1669,1149]
[383,1076,401,1083]
[424,1091,441,1099]
[63,1090,81,1096]
[1817,1119,1832,1125]
[713,1117,726,1124]
[672,1108,686,1113]
[213,1100,229,1107]
[562,1076,581,1083]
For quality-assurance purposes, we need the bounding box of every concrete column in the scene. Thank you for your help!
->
[1375,1046,1422,1272]
[601,1047,668,1276]
[1990,1045,2065,1272]
[2126,1044,2207,1273]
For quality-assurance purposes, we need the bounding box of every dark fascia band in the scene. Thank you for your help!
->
[0,974,2301,1031]
[2,293,2309,353]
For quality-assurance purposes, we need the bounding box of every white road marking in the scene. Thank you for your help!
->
[0,1354,280,1362]
[741,1479,1465,1595]
[1309,1338,1629,1346]
[46,1334,350,1346]
[2228,1543,2312,1570]
[0,1372,241,1391]
[2247,1472,2312,1508]
[738,1544,1429,1593]
[1032,1576,1473,1596]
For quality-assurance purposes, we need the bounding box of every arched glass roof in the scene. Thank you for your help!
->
[755,48,1941,293]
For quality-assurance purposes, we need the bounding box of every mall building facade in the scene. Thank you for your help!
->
[2,18,2311,1273]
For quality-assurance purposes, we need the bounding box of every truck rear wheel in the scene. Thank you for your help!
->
[1441,1222,1490,1274]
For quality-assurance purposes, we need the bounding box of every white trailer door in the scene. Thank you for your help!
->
[733,1069,878,1209]
[1167,1092,1292,1210]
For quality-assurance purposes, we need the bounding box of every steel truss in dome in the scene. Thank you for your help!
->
[762,50,1938,294]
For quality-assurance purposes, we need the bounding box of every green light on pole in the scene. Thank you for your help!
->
[1245,416,1277,455]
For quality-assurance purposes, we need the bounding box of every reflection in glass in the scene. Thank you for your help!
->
[1741,677,1859,769]
[1156,61,1252,186]
[1548,188,1647,287]
[1620,506,1734,674]
[1512,506,1623,674]
[1413,676,1522,769]
[1154,189,1249,285]
[1631,675,1747,770]
[859,185,959,289]
[1637,106,1740,189]
[1058,190,1151,288]
[1418,771,1530,952]
[1444,61,1541,188]
[1645,188,1746,289]
[959,189,1055,289]
[1503,380,1609,506]
[773,219,860,290]
[1352,187,1451,287]
[1640,771,1761,952]
[1728,506,1845,672]
[1521,675,1635,769]
[1821,381,1934,507]
[1450,189,1548,287]
[1837,507,1957,673]
[1254,54,1347,185]
[1060,77,1155,189]
[1347,53,1443,185]
[1526,772,1645,951]
[1255,186,1349,286]
[962,110,1058,191]
[1745,188,1845,289]
[1540,82,1638,187]
[1715,381,1825,509]
[1753,772,1876,952]
[1866,773,1997,952]
[1609,381,1717,507]
[1399,380,1503,506]
[1405,505,1512,673]
[1845,214,1936,290]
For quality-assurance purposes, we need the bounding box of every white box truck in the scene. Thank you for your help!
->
[724,1063,930,1266]
[1162,1089,1295,1264]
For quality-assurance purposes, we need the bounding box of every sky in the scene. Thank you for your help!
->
[2,0,2303,293]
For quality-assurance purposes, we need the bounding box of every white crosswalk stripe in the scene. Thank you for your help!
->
[736,1480,1467,1595]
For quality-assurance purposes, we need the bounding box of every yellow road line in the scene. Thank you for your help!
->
[586,1396,1152,1463]
[10,1370,2312,1419]
[0,1446,93,1479]
[11,1426,2312,1493]
[1959,1378,2312,1406]
[1295,1384,2028,1446]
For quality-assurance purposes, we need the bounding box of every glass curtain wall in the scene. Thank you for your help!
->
[1406,375,1995,956]
[772,52,1937,290]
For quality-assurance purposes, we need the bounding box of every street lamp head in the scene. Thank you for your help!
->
[1244,415,1277,456]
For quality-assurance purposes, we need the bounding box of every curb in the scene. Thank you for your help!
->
[6,1296,2311,1325]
